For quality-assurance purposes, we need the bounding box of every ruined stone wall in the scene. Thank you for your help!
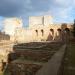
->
[12,16,73,43]
[29,15,53,28]
[14,28,34,43]
[3,18,23,36]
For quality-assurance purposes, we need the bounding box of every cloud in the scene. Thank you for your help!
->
[0,0,33,17]
[0,0,51,17]
[44,0,75,23]
[53,0,71,8]
[0,16,4,30]
[0,0,75,27]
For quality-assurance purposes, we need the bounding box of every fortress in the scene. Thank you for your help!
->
[3,15,73,43]
[0,15,74,71]
[0,15,74,74]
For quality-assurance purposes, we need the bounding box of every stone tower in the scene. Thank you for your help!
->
[29,15,53,28]
[3,18,23,42]
[3,18,23,36]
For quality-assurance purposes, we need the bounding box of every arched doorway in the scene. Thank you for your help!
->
[50,29,54,36]
[35,30,38,36]
[64,28,70,42]
[41,29,44,36]
[46,29,54,41]
[56,29,62,41]
[57,29,61,35]
[64,28,70,34]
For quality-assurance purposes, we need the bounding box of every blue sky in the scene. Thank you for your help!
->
[0,0,75,30]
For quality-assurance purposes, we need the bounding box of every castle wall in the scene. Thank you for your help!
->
[29,15,53,28]
[6,16,73,43]
[3,18,23,36]
[14,28,34,43]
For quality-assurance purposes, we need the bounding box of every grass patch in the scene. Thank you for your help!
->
[62,43,75,75]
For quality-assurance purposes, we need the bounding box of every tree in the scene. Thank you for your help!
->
[73,19,75,37]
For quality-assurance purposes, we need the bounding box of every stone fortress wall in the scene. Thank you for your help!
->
[0,15,73,62]
[3,15,73,43]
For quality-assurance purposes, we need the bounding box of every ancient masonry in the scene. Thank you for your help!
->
[0,15,73,64]
[3,15,73,43]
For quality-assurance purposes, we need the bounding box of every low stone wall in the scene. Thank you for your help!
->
[36,45,66,75]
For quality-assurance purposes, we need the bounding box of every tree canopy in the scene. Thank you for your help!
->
[73,19,75,37]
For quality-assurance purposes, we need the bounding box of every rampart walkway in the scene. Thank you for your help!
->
[36,44,66,75]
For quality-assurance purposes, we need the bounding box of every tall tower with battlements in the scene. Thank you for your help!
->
[3,18,23,36]
[29,15,53,28]
[3,18,23,42]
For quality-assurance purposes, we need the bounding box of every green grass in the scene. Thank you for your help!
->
[63,43,75,75]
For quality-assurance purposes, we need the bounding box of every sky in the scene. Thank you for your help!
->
[0,0,75,30]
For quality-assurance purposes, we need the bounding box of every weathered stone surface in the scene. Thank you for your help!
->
[36,45,66,75]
